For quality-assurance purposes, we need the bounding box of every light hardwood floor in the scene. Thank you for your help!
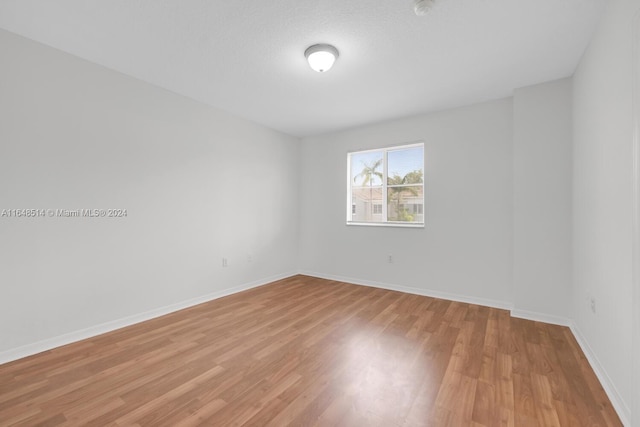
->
[0,275,622,426]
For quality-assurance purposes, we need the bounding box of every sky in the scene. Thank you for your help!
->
[350,145,423,186]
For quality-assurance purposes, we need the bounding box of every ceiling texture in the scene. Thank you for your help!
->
[0,0,606,137]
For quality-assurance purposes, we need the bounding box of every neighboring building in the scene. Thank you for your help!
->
[351,186,424,223]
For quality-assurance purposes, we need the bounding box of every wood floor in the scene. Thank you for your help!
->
[0,275,622,426]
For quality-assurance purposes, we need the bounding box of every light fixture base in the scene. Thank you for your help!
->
[414,0,435,16]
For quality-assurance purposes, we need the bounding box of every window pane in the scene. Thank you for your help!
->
[387,146,424,185]
[352,186,383,222]
[347,143,424,226]
[387,186,424,222]
[351,151,384,186]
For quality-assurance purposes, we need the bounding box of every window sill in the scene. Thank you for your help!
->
[346,221,425,229]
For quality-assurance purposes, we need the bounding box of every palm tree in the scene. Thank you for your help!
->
[388,169,423,221]
[354,159,383,220]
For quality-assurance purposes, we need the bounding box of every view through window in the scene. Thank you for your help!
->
[347,143,424,226]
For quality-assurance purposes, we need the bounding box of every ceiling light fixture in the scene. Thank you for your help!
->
[414,0,435,16]
[304,44,339,73]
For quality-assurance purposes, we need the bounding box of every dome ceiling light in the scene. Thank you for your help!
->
[304,44,339,73]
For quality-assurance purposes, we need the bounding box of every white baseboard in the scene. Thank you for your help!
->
[0,271,297,366]
[569,323,631,427]
[298,270,513,311]
[510,309,572,327]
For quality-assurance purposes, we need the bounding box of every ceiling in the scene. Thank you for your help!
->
[0,0,605,137]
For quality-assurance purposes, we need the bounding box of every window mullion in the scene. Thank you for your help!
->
[383,149,388,222]
[347,153,352,221]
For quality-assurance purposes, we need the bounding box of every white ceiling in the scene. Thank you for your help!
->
[0,0,605,137]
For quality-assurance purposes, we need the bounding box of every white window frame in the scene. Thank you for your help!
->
[347,142,424,228]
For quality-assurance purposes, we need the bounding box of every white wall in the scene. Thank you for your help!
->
[512,78,573,323]
[299,99,514,308]
[572,0,639,423]
[0,29,299,360]
[635,11,640,427]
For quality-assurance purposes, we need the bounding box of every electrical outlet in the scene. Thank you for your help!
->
[387,254,394,264]
[589,297,596,314]
[222,258,228,267]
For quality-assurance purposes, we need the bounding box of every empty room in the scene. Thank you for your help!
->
[1,0,639,426]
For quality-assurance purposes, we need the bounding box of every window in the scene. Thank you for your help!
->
[347,142,424,226]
